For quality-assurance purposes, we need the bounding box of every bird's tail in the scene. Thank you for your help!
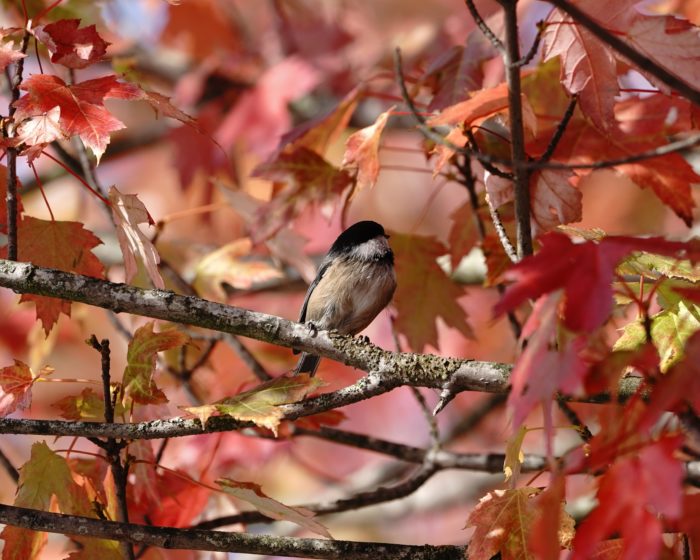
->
[293,352,320,377]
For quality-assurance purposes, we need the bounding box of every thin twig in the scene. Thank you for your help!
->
[498,0,532,259]
[464,0,504,51]
[555,396,593,442]
[455,157,521,336]
[225,334,273,381]
[4,30,30,261]
[196,461,440,530]
[515,20,545,67]
[464,129,513,179]
[0,446,19,483]
[547,0,700,107]
[484,192,518,263]
[539,95,578,163]
[88,336,135,560]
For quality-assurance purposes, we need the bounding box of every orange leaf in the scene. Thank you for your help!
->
[182,374,324,436]
[0,360,35,417]
[251,147,353,241]
[391,233,473,351]
[428,82,537,134]
[217,478,332,538]
[193,237,283,299]
[109,186,164,289]
[0,442,102,559]
[122,322,189,406]
[466,487,541,560]
[341,106,394,191]
[2,217,105,334]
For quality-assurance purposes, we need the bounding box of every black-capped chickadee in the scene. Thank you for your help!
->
[293,220,397,377]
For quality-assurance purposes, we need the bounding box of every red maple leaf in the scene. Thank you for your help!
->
[494,232,691,332]
[542,8,618,131]
[341,106,394,191]
[14,74,196,163]
[33,19,109,69]
[0,38,26,74]
[571,435,684,560]
[14,74,126,162]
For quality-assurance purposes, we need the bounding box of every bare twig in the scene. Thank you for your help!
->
[4,30,30,261]
[196,460,440,530]
[484,192,518,263]
[0,446,19,483]
[464,0,504,51]
[516,20,544,67]
[0,503,465,560]
[547,0,700,107]
[454,158,520,335]
[555,396,593,442]
[226,334,273,381]
[539,96,578,163]
[88,336,135,560]
[498,0,532,258]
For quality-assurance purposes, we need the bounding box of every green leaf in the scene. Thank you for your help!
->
[122,322,189,406]
[614,301,700,371]
[182,374,324,436]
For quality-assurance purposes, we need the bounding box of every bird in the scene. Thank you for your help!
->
[293,220,397,377]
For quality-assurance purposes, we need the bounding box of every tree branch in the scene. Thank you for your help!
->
[464,0,504,51]
[547,0,700,107]
[4,30,30,262]
[498,0,532,259]
[0,504,465,560]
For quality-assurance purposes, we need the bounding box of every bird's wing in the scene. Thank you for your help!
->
[298,257,333,323]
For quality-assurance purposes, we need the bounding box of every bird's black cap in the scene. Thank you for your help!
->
[329,220,387,254]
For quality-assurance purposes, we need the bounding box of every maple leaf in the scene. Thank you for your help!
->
[129,439,159,506]
[422,35,492,111]
[215,56,320,159]
[14,75,195,163]
[428,81,537,136]
[639,330,700,430]
[122,322,189,406]
[507,293,588,430]
[614,300,700,372]
[133,468,211,528]
[193,237,283,299]
[108,186,164,289]
[251,147,353,241]
[182,374,323,436]
[0,442,111,559]
[275,85,362,157]
[466,487,541,560]
[52,388,106,421]
[0,217,105,334]
[0,360,51,417]
[217,478,332,538]
[494,232,691,332]
[0,40,25,74]
[341,106,394,191]
[33,19,109,69]
[447,200,478,270]
[14,74,125,162]
[391,233,473,351]
[530,169,581,234]
[219,188,317,283]
[542,9,618,131]
[529,478,575,560]
[14,106,66,161]
[571,435,684,560]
